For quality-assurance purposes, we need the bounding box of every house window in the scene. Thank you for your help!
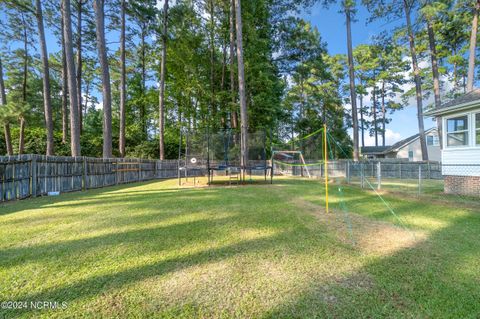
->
[446,115,469,147]
[427,135,439,146]
[476,113,480,146]
[408,151,414,160]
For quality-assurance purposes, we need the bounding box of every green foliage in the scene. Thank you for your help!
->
[8,127,70,155]
[278,17,351,154]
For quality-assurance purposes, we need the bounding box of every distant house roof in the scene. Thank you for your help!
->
[425,88,480,116]
[361,146,390,155]
[387,127,437,152]
[361,128,437,156]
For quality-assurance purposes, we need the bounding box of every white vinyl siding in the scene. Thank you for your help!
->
[442,148,480,176]
[394,129,441,162]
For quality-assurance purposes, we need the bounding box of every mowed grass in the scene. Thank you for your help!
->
[0,177,479,318]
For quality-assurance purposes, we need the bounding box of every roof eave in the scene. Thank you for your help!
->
[424,100,480,117]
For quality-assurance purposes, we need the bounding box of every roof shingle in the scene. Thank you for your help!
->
[437,88,480,109]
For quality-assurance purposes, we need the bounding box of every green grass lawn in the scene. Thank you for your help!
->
[1,177,479,318]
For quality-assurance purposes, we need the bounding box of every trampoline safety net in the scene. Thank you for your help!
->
[178,129,271,184]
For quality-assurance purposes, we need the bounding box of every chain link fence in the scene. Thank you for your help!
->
[274,160,441,195]
[274,159,480,201]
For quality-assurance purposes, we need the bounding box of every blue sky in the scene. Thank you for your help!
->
[301,2,437,146]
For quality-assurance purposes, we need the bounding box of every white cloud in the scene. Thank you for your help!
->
[363,128,402,146]
[347,128,403,147]
[156,0,177,9]
[86,98,102,111]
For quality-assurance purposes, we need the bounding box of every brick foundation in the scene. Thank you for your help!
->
[444,175,480,197]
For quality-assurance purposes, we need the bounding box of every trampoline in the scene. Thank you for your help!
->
[178,128,272,185]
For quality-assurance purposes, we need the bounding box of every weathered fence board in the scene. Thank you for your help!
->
[0,155,179,202]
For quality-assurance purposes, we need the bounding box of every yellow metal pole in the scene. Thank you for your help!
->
[324,123,329,213]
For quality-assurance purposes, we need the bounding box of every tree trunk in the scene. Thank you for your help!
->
[76,0,83,133]
[427,18,443,149]
[209,0,216,125]
[3,123,13,156]
[359,93,365,148]
[141,23,147,138]
[372,80,378,147]
[159,0,169,160]
[427,20,441,109]
[35,0,54,156]
[234,0,248,171]
[18,117,26,154]
[221,37,227,128]
[62,0,81,156]
[467,0,480,92]
[299,70,306,154]
[93,0,112,158]
[453,48,458,90]
[381,82,386,147]
[403,0,428,160]
[345,5,359,161]
[119,0,126,157]
[19,14,28,155]
[229,0,238,129]
[0,57,13,155]
[61,14,68,144]
[84,81,90,114]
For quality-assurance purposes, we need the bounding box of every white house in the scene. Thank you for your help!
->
[425,89,480,196]
[361,128,441,162]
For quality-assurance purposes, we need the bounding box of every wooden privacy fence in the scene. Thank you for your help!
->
[0,155,179,202]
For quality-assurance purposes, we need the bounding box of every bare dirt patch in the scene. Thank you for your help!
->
[290,197,426,256]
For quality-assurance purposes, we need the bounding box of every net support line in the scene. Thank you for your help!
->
[337,186,356,246]
[362,176,416,240]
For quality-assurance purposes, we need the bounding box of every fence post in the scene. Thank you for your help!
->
[82,157,87,191]
[361,163,365,189]
[346,161,350,184]
[115,159,118,186]
[31,155,37,198]
[418,165,422,196]
[377,162,381,190]
[399,162,402,179]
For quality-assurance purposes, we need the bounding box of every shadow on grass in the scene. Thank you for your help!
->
[262,210,480,318]
[2,227,339,318]
[0,213,235,268]
[1,182,294,268]
[258,178,480,317]
[0,178,276,217]
[4,177,478,317]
